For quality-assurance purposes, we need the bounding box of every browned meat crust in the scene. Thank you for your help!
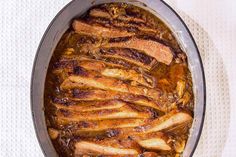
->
[76,59,155,88]
[55,118,148,131]
[64,89,171,112]
[74,132,173,156]
[99,48,157,71]
[53,100,126,112]
[55,104,152,121]
[60,67,161,100]
[89,8,146,24]
[73,20,135,38]
[135,110,193,133]
[77,37,173,65]
[74,141,139,156]
[88,8,180,51]
[103,37,173,65]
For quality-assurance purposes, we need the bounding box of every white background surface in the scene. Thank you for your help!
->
[0,0,235,156]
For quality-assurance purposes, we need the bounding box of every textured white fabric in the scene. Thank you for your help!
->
[0,0,235,157]
[164,1,236,156]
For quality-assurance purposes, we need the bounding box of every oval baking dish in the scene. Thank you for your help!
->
[31,0,206,157]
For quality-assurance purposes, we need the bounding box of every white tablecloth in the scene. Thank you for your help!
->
[0,0,235,156]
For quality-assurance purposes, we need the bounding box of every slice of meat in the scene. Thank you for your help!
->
[66,55,146,73]
[59,78,85,89]
[56,105,152,121]
[113,110,192,135]
[79,56,127,69]
[101,68,155,88]
[57,55,126,70]
[87,16,176,50]
[70,89,166,112]
[103,37,173,65]
[74,132,172,156]
[137,138,171,151]
[60,68,161,100]
[55,54,151,77]
[89,9,163,37]
[55,118,148,131]
[104,132,172,151]
[53,100,125,112]
[89,8,146,23]
[99,48,157,71]
[72,20,134,38]
[78,60,107,71]
[54,56,154,87]
[77,59,155,88]
[130,132,172,151]
[77,60,106,71]
[89,9,112,19]
[59,52,151,72]
[74,141,139,156]
[144,110,193,133]
[100,57,141,71]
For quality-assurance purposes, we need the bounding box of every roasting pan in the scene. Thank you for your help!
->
[31,0,206,156]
